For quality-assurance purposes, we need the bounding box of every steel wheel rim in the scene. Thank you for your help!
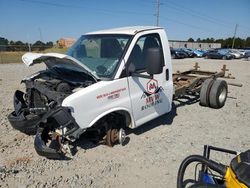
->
[219,86,227,104]
[118,128,126,145]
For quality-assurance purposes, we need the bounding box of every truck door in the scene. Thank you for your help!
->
[126,33,172,127]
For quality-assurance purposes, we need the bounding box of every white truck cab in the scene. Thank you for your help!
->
[63,26,173,131]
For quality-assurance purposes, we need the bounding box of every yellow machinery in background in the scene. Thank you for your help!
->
[177,145,250,188]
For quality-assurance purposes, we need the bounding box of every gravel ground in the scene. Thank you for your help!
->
[0,58,249,188]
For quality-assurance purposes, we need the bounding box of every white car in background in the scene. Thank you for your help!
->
[219,49,241,59]
[238,49,247,57]
[228,49,242,59]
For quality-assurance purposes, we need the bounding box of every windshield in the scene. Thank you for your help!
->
[67,34,131,78]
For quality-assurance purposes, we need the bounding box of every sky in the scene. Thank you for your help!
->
[0,0,250,43]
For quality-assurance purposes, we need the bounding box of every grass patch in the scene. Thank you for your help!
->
[0,52,24,64]
[0,47,68,64]
[42,47,68,53]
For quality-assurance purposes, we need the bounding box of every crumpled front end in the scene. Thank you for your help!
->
[8,90,83,159]
[7,53,98,159]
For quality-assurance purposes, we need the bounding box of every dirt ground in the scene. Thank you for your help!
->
[0,58,249,188]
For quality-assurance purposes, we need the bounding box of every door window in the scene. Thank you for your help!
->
[127,34,163,72]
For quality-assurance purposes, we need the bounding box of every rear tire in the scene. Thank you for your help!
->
[200,78,214,107]
[209,80,228,109]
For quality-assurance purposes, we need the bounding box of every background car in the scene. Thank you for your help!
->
[170,48,187,59]
[193,49,205,57]
[238,49,247,57]
[227,49,242,59]
[177,48,196,58]
[244,51,250,60]
[203,49,234,60]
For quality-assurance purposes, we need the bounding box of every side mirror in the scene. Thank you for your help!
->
[127,63,136,74]
[145,48,163,75]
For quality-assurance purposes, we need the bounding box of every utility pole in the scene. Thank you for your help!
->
[156,0,160,26]
[27,33,31,52]
[232,24,238,49]
[38,27,43,42]
[28,43,31,52]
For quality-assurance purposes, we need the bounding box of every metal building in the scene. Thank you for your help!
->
[169,40,221,50]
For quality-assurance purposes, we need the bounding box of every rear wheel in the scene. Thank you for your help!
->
[200,78,214,107]
[222,56,227,60]
[209,80,228,109]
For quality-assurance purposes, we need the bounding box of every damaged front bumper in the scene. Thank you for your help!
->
[34,127,64,159]
[8,90,41,135]
[33,107,80,159]
[34,127,72,159]
[8,90,83,159]
[8,111,41,135]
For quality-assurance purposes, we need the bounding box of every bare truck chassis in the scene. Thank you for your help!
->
[173,63,241,108]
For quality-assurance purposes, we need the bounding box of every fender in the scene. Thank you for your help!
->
[88,107,135,129]
[62,79,132,129]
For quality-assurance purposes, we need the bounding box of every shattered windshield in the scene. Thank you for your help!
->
[66,34,131,78]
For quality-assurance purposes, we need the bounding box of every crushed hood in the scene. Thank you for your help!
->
[22,52,99,80]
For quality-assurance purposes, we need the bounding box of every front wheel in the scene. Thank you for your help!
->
[105,128,126,146]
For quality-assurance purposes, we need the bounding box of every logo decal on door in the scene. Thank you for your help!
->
[146,79,158,94]
[140,79,164,111]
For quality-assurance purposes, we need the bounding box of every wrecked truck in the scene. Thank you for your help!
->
[8,26,232,159]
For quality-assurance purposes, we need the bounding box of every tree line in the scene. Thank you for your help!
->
[187,37,250,49]
[0,37,54,51]
[1,36,250,52]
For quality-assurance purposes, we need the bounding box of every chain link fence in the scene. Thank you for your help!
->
[0,45,67,64]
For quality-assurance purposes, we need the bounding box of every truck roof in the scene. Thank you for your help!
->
[86,26,163,35]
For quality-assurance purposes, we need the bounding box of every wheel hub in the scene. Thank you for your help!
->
[105,128,126,146]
